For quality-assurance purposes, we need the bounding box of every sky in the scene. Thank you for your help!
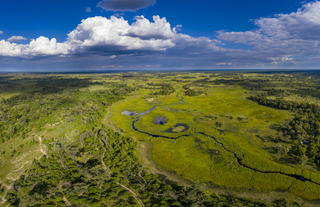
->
[0,0,320,71]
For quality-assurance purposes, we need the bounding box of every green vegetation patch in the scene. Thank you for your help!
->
[2,72,320,206]
[108,72,320,204]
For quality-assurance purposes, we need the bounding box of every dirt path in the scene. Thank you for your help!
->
[38,136,47,156]
[98,137,111,176]
[0,196,7,206]
[1,136,47,206]
[0,183,12,206]
[63,196,72,207]
[117,183,145,207]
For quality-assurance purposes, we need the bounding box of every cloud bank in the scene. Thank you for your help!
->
[0,16,178,57]
[97,0,156,11]
[217,1,320,66]
[1,1,320,70]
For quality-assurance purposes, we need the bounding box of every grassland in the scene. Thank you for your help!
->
[1,72,320,206]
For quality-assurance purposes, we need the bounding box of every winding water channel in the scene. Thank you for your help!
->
[129,100,320,186]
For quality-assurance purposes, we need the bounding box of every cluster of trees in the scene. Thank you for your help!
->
[33,77,97,94]
[249,95,320,167]
[183,84,203,96]
[148,83,175,95]
[293,88,320,99]
[0,94,72,143]
[109,83,136,96]
[213,79,272,90]
[248,96,319,112]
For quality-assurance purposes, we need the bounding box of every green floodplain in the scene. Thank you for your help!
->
[0,71,320,206]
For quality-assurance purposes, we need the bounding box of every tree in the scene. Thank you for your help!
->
[288,144,306,164]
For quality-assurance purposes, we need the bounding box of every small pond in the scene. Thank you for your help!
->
[153,116,167,125]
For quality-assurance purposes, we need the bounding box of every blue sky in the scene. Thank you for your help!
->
[0,0,319,71]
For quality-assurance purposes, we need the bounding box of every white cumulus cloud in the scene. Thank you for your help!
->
[0,36,70,57]
[67,15,176,52]
[127,16,175,40]
[0,15,179,57]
